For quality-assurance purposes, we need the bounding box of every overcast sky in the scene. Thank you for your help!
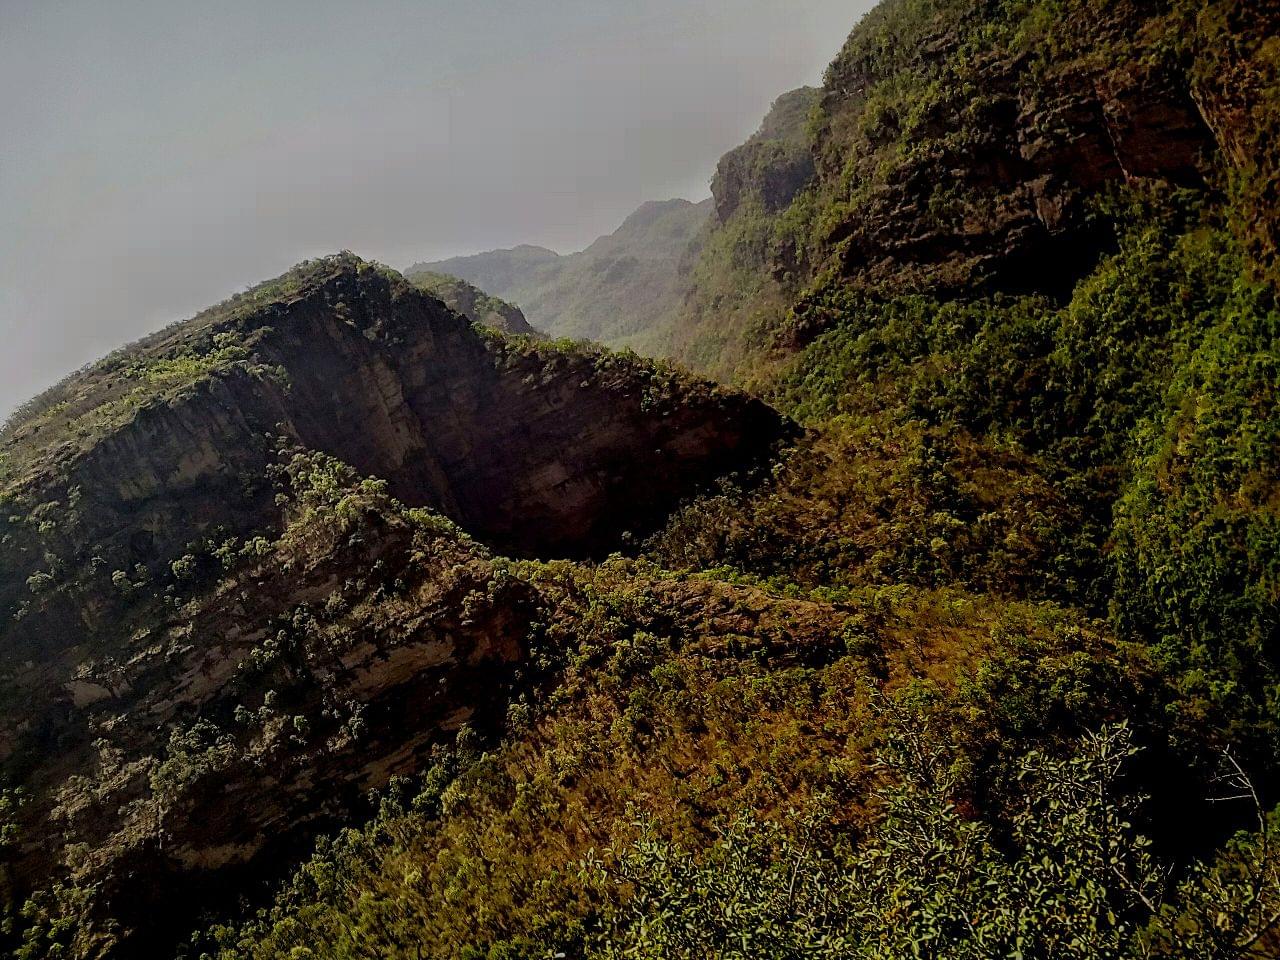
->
[1,0,870,416]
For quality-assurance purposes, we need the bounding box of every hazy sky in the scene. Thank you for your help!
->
[1,0,870,416]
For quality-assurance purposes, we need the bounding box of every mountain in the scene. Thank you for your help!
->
[407,270,542,336]
[409,243,561,304]
[8,0,1280,957]
[0,254,789,956]
[409,91,823,354]
[630,85,821,370]
[202,0,1277,956]
[655,0,1277,381]
[709,86,819,224]
[408,197,712,344]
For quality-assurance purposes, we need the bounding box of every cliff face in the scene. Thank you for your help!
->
[645,90,822,376]
[2,256,784,584]
[398,3,1277,378]
[777,0,1280,341]
[808,0,1214,301]
[711,87,820,224]
[5,2,1276,957]
[0,255,791,956]
[112,3,1275,957]
[650,0,1278,373]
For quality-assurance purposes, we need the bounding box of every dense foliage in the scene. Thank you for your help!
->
[3,0,1278,956]
[184,0,1280,951]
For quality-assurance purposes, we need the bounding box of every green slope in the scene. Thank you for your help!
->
[8,0,1280,957]
[409,197,712,344]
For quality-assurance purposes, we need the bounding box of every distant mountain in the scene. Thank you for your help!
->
[408,90,819,360]
[409,197,712,344]
[639,86,821,374]
[408,270,542,336]
[413,244,560,302]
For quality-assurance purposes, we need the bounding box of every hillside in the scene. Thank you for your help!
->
[5,0,1280,958]
[200,0,1279,956]
[632,85,821,369]
[407,271,542,336]
[408,197,712,344]
[656,0,1278,382]
[0,255,789,957]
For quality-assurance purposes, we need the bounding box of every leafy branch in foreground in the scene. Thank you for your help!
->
[585,722,1280,959]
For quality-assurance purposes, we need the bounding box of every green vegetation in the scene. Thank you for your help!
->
[412,199,712,345]
[183,0,1280,953]
[407,271,541,336]
[3,0,1279,956]
[590,723,1280,959]
[191,573,1162,959]
[639,90,821,379]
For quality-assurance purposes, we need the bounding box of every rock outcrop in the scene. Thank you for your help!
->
[712,87,819,223]
[0,254,792,956]
[29,471,533,956]
[810,2,1218,302]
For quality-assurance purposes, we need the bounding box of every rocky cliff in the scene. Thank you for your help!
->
[6,2,1279,956]
[0,254,790,956]
[651,0,1278,373]
[711,87,819,224]
[804,0,1214,303]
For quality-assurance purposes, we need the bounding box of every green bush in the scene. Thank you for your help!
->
[587,723,1280,959]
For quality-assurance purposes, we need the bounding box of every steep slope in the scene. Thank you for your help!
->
[407,271,542,336]
[0,254,791,956]
[709,86,819,224]
[655,0,1277,379]
[409,197,712,344]
[195,2,1280,959]
[637,87,821,373]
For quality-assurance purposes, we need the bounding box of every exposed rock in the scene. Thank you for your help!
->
[0,254,793,955]
[1186,0,1280,276]
[814,38,1217,302]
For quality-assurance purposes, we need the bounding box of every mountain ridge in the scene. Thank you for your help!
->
[409,197,713,344]
[0,253,791,956]
[407,270,542,336]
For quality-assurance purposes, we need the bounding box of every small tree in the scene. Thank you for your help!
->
[585,723,1280,959]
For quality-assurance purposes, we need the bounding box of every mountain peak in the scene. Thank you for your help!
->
[0,253,793,952]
